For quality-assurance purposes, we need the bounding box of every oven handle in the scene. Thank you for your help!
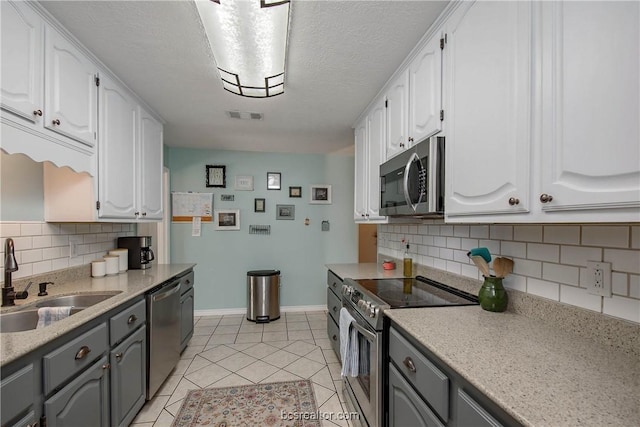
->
[350,317,378,343]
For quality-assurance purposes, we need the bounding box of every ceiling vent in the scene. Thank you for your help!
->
[226,111,264,121]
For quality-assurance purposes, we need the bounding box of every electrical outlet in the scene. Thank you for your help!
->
[69,241,77,258]
[586,261,612,297]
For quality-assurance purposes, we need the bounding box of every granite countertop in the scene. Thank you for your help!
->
[385,307,640,427]
[1,264,195,367]
[325,262,406,280]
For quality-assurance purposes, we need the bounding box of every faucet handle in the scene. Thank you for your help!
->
[15,281,32,300]
[38,281,53,296]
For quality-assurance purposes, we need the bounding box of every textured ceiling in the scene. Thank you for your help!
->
[41,1,448,154]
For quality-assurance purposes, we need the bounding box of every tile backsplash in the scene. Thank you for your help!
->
[0,221,136,281]
[378,222,640,323]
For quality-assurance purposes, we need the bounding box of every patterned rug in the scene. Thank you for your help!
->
[171,380,321,427]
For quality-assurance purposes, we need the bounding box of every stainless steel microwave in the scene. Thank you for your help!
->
[379,137,445,217]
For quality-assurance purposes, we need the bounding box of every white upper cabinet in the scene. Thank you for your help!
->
[385,71,410,160]
[98,74,138,220]
[0,0,43,123]
[444,0,532,218]
[139,108,164,220]
[539,1,640,214]
[354,99,387,222]
[408,34,443,145]
[44,26,98,148]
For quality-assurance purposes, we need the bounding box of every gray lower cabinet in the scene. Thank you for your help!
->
[388,363,445,427]
[44,356,110,427]
[456,389,501,427]
[326,270,343,360]
[0,364,35,426]
[10,411,37,427]
[179,271,195,352]
[110,325,147,427]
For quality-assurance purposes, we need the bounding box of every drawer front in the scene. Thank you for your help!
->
[327,270,342,294]
[389,327,449,421]
[326,316,341,361]
[457,389,503,427]
[43,323,109,395]
[110,298,146,345]
[179,270,195,294]
[327,287,342,324]
[0,364,34,426]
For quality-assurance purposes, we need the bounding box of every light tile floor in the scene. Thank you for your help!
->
[131,311,352,427]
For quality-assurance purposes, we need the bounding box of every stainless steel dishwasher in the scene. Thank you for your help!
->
[146,277,181,399]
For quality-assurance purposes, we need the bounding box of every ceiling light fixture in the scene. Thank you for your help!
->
[195,0,291,98]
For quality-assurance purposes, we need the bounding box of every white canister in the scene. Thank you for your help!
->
[109,249,128,272]
[91,260,106,278]
[104,255,119,276]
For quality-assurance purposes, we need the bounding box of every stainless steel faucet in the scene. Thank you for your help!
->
[2,238,30,306]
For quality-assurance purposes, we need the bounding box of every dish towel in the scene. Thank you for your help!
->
[339,307,360,377]
[37,306,73,329]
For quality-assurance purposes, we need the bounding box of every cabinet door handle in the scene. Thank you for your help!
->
[403,357,416,373]
[115,352,123,361]
[508,197,520,206]
[52,119,61,126]
[33,109,43,116]
[127,314,137,324]
[540,193,554,203]
[75,345,91,360]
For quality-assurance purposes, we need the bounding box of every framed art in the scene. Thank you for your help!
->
[234,175,254,191]
[214,209,240,230]
[289,186,302,198]
[310,185,332,204]
[254,198,265,213]
[206,165,226,188]
[276,204,295,220]
[267,172,281,190]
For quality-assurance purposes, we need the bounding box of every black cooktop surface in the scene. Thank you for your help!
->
[354,276,478,308]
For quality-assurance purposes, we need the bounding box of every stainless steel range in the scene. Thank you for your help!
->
[340,276,478,427]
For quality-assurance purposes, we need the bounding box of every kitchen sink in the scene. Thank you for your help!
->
[0,308,84,333]
[35,291,122,308]
[0,291,122,333]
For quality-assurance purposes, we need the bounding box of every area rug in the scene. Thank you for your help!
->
[171,380,321,427]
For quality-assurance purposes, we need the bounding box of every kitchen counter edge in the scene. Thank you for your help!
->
[0,263,196,367]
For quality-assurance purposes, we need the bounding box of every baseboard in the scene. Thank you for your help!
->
[195,304,326,317]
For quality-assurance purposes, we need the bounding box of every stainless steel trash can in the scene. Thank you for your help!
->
[247,270,280,322]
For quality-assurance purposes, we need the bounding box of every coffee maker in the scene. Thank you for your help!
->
[117,236,155,269]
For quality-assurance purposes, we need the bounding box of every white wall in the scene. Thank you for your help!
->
[379,221,640,323]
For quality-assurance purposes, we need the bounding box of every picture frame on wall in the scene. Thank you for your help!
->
[276,204,295,220]
[267,172,281,190]
[206,165,226,188]
[289,186,302,198]
[254,198,265,213]
[234,175,254,191]
[310,185,332,204]
[214,209,240,230]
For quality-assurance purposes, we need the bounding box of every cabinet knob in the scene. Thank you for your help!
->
[361,214,365,217]
[135,212,140,216]
[508,197,520,206]
[399,142,405,148]
[539,193,554,203]
[332,334,338,341]
[408,137,414,142]
[365,213,369,218]
[115,352,123,361]
[75,345,91,360]
[403,357,417,373]
[33,109,43,116]
[332,306,338,313]
[142,212,147,216]
[102,363,111,370]
[127,314,137,324]
[52,119,61,126]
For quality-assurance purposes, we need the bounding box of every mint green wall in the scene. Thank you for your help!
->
[167,147,357,310]
[0,152,44,220]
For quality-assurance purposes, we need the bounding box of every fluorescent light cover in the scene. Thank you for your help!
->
[195,0,290,98]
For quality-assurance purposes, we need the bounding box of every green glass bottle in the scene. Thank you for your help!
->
[478,276,508,312]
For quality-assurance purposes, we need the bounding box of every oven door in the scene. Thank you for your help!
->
[342,303,382,427]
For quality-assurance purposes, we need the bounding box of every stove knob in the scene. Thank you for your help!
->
[357,300,366,310]
[341,284,348,295]
[368,305,379,318]
[343,285,354,296]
